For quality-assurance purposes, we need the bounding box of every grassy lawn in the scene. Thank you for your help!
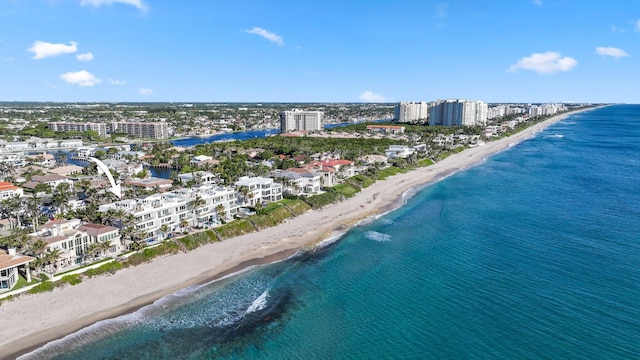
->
[10,274,38,292]
[332,183,360,198]
[418,158,434,167]
[216,219,256,240]
[376,166,406,180]
[349,174,375,188]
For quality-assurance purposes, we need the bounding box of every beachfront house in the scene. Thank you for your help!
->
[234,176,283,207]
[384,145,415,159]
[358,154,389,167]
[273,168,322,195]
[0,249,34,292]
[28,219,121,270]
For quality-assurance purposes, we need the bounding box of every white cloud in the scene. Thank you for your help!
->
[359,90,386,102]
[139,87,153,95]
[80,0,148,11]
[109,78,127,85]
[435,3,448,18]
[610,25,625,33]
[28,40,78,59]
[636,19,640,32]
[533,0,542,5]
[60,70,102,86]
[595,46,629,58]
[76,52,94,61]
[508,51,577,74]
[244,27,284,46]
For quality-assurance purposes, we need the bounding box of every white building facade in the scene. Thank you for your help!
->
[234,176,283,206]
[280,110,324,133]
[394,101,428,123]
[429,99,488,127]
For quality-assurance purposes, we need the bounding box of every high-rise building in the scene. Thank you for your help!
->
[48,122,108,138]
[394,102,428,123]
[428,100,488,127]
[109,121,169,139]
[280,110,324,133]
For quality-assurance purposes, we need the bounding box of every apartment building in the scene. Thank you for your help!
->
[99,193,192,242]
[171,184,239,226]
[48,122,108,138]
[280,110,324,133]
[394,102,428,123]
[109,121,169,139]
[429,99,488,127]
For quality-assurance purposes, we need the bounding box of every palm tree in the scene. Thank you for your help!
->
[159,224,170,241]
[0,228,29,253]
[1,195,22,230]
[26,195,41,232]
[52,182,72,216]
[0,162,16,181]
[238,185,251,206]
[44,248,63,273]
[28,239,48,258]
[56,152,68,166]
[85,243,103,260]
[215,204,227,224]
[189,195,206,226]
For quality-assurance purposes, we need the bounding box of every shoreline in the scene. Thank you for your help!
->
[0,107,600,359]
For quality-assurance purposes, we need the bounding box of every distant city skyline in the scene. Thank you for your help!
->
[1,1,638,103]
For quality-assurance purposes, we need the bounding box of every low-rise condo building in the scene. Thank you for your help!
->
[234,176,283,206]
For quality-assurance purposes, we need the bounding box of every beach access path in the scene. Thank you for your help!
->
[0,108,597,359]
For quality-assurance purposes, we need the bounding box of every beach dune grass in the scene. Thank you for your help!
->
[59,274,82,286]
[177,230,218,250]
[349,174,375,188]
[250,206,295,230]
[85,261,123,277]
[28,281,55,294]
[303,190,342,208]
[418,159,434,167]
[333,183,360,198]
[374,166,406,180]
[216,219,256,240]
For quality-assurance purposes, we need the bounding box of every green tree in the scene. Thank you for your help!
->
[52,182,72,216]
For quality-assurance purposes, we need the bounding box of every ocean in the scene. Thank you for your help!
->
[22,105,640,359]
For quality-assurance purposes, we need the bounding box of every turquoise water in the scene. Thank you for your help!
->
[23,105,640,359]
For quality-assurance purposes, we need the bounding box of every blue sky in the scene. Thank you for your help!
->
[1,0,638,103]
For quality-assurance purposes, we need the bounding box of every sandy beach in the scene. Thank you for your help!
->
[0,108,596,359]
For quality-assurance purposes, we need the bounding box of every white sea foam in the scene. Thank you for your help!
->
[18,309,147,359]
[364,230,391,242]
[245,290,269,314]
[543,134,564,139]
